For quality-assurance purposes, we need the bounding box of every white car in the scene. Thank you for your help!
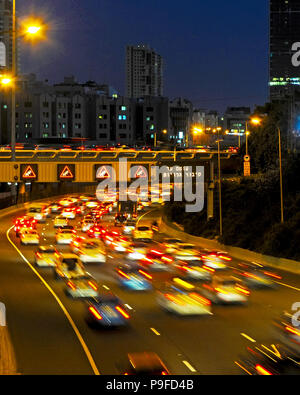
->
[26,207,46,223]
[61,208,76,219]
[176,260,212,281]
[59,198,74,207]
[85,199,99,209]
[56,228,75,245]
[54,254,86,280]
[54,215,69,228]
[157,287,212,316]
[81,219,95,232]
[20,229,40,245]
[123,220,136,235]
[173,243,200,261]
[126,243,148,261]
[77,240,106,264]
[65,276,100,298]
[201,258,227,271]
[201,276,250,304]
[35,245,58,267]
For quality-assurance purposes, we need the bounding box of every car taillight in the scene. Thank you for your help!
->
[235,286,250,295]
[151,249,163,255]
[190,292,211,306]
[203,265,215,273]
[88,281,98,291]
[255,364,272,375]
[161,256,173,263]
[263,271,282,280]
[285,326,300,337]
[115,306,130,319]
[88,306,102,320]
[67,281,76,290]
[118,270,130,279]
[138,269,152,280]
[161,371,168,375]
[36,252,42,258]
[218,255,232,261]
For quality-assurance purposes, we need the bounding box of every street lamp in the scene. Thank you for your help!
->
[216,139,223,237]
[3,1,46,203]
[245,117,262,156]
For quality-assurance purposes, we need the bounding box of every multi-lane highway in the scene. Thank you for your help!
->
[0,198,300,375]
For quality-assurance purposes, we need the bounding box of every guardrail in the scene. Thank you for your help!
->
[0,150,233,162]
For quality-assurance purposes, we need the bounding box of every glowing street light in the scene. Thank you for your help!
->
[0,76,13,85]
[27,25,41,35]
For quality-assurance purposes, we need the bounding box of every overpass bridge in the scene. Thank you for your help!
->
[0,149,236,219]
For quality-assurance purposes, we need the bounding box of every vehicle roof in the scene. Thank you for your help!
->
[39,245,56,251]
[59,253,79,259]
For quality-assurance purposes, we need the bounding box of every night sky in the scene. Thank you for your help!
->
[19,0,269,113]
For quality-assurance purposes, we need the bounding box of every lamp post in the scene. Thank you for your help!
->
[277,125,284,224]
[216,139,223,237]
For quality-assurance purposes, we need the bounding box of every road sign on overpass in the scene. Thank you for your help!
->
[0,149,234,183]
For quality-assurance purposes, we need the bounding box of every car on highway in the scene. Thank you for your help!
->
[236,343,300,375]
[133,225,153,242]
[114,213,127,227]
[157,281,212,316]
[61,207,76,220]
[200,275,250,304]
[273,312,300,354]
[122,219,137,235]
[142,250,174,272]
[85,199,99,209]
[48,202,62,214]
[54,215,69,228]
[163,238,183,254]
[34,245,59,267]
[26,205,47,223]
[172,243,201,261]
[109,236,131,253]
[85,293,130,327]
[58,198,73,208]
[116,263,153,291]
[80,218,96,233]
[53,253,86,280]
[65,275,100,299]
[87,224,106,239]
[76,240,106,264]
[20,229,40,245]
[126,242,148,261]
[14,216,37,237]
[236,262,281,289]
[55,227,76,245]
[123,352,170,375]
[175,258,212,281]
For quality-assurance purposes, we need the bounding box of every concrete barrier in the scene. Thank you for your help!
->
[160,216,300,275]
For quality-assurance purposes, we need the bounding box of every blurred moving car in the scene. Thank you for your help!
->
[20,229,40,245]
[236,262,281,289]
[201,275,250,304]
[65,275,100,299]
[143,250,174,272]
[14,216,37,237]
[172,243,200,261]
[55,227,76,245]
[125,242,148,261]
[236,343,300,375]
[163,238,183,254]
[34,245,58,267]
[76,240,106,264]
[175,258,212,281]
[123,352,170,375]
[133,225,153,242]
[48,202,62,214]
[273,312,300,354]
[157,281,212,316]
[26,205,47,223]
[54,253,86,280]
[54,215,69,228]
[122,219,137,235]
[114,213,127,227]
[85,293,130,327]
[61,207,76,220]
[116,263,152,291]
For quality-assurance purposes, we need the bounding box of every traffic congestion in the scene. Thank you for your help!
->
[10,193,300,375]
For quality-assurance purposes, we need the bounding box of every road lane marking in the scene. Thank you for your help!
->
[125,304,133,310]
[234,361,252,375]
[136,208,159,226]
[241,333,256,343]
[182,360,197,373]
[275,281,300,292]
[150,328,161,336]
[6,226,100,376]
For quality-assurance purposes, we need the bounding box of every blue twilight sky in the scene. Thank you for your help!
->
[19,0,269,112]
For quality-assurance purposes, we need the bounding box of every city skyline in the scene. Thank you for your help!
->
[18,0,269,112]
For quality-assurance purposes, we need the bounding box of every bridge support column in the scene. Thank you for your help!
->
[207,161,214,220]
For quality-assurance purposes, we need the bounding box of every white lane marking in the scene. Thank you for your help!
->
[103,285,110,290]
[182,360,197,373]
[125,304,133,310]
[6,226,100,376]
[275,281,300,292]
[241,333,256,343]
[150,328,161,336]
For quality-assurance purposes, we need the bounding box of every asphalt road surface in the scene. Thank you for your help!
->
[0,200,300,375]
